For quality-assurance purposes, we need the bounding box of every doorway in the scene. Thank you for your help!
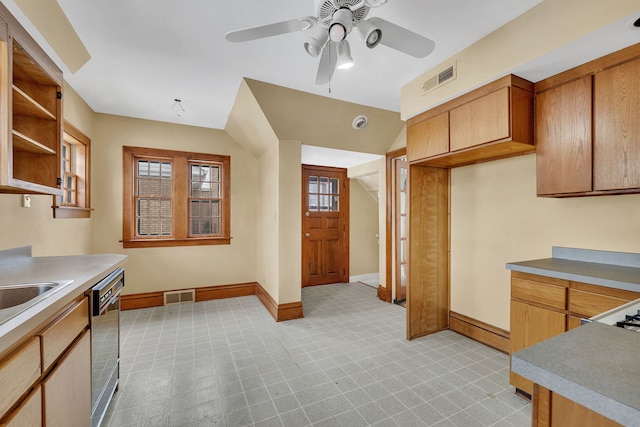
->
[301,165,349,287]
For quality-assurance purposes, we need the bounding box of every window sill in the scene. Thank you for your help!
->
[122,237,231,248]
[53,206,92,219]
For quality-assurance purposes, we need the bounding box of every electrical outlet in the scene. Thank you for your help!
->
[22,195,31,208]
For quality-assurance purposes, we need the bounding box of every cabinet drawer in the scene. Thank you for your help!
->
[0,337,40,417]
[0,386,41,427]
[568,289,632,318]
[512,277,566,310]
[40,297,88,371]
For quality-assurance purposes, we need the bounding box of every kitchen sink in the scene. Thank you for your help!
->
[0,282,58,310]
[0,280,72,326]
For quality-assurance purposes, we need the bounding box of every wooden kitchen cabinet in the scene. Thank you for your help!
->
[510,272,569,397]
[406,112,449,162]
[535,43,640,197]
[0,337,40,418]
[594,57,640,191]
[0,2,63,195]
[0,296,90,426]
[533,384,622,427]
[536,76,593,195]
[510,271,640,396]
[0,387,41,427]
[407,74,534,168]
[42,331,91,427]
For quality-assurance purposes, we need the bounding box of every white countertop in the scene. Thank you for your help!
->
[0,247,127,356]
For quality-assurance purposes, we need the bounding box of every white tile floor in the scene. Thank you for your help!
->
[104,283,531,426]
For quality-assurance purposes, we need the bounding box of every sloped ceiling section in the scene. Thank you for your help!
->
[245,79,405,156]
[13,0,90,73]
[224,79,279,158]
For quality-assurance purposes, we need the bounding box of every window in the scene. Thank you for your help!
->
[53,122,91,218]
[122,146,230,248]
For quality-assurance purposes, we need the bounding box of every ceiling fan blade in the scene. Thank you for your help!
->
[225,16,317,42]
[315,42,337,85]
[367,17,435,58]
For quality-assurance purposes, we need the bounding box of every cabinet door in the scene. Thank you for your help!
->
[536,76,592,195]
[551,391,622,427]
[0,387,42,427]
[594,58,640,191]
[450,87,510,151]
[510,300,565,395]
[407,112,449,161]
[42,331,91,427]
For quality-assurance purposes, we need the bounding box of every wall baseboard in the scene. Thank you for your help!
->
[256,283,304,322]
[377,285,391,303]
[449,311,510,354]
[121,282,304,322]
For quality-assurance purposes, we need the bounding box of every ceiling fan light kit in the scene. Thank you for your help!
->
[358,20,382,48]
[225,0,435,85]
[329,8,353,42]
[304,27,330,57]
[337,40,354,69]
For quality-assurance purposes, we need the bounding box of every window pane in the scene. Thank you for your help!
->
[135,158,172,238]
[190,200,199,217]
[330,178,339,194]
[138,160,148,177]
[319,177,329,194]
[211,218,220,234]
[400,191,407,215]
[331,196,339,212]
[309,176,318,194]
[200,218,211,235]
[309,195,318,211]
[320,195,329,211]
[399,166,408,191]
[210,166,219,182]
[400,215,407,238]
[211,200,219,217]
[149,161,160,177]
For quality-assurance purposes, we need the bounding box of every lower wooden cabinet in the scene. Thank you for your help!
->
[0,387,41,427]
[510,271,640,396]
[510,300,565,394]
[42,331,91,427]
[0,297,90,426]
[533,384,622,427]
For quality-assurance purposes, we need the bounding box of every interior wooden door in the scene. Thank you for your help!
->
[302,165,348,287]
[395,159,408,302]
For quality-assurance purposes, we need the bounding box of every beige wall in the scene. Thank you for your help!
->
[91,114,259,295]
[451,155,640,330]
[0,81,95,256]
[402,0,640,120]
[257,142,280,300]
[278,141,302,304]
[348,179,379,276]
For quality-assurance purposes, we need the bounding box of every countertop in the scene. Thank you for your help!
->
[506,246,640,292]
[512,322,640,426]
[0,247,127,357]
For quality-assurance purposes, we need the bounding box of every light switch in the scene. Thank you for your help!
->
[22,195,31,208]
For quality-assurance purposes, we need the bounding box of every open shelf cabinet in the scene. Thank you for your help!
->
[0,3,63,195]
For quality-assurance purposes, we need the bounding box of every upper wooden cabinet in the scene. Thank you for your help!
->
[406,112,449,161]
[0,2,63,195]
[536,43,640,197]
[407,74,534,168]
[594,56,640,192]
[536,76,593,195]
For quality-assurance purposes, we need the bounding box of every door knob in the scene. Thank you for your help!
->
[305,233,310,238]
[305,212,310,217]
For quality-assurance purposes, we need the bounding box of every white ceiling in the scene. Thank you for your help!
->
[301,145,382,169]
[27,0,544,130]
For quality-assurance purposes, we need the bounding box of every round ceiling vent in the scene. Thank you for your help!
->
[634,16,640,28]
[352,114,368,130]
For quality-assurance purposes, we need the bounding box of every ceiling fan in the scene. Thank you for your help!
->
[225,0,435,85]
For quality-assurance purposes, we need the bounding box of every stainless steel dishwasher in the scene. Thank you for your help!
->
[89,268,124,427]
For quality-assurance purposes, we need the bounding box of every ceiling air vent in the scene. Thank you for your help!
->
[422,63,457,95]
